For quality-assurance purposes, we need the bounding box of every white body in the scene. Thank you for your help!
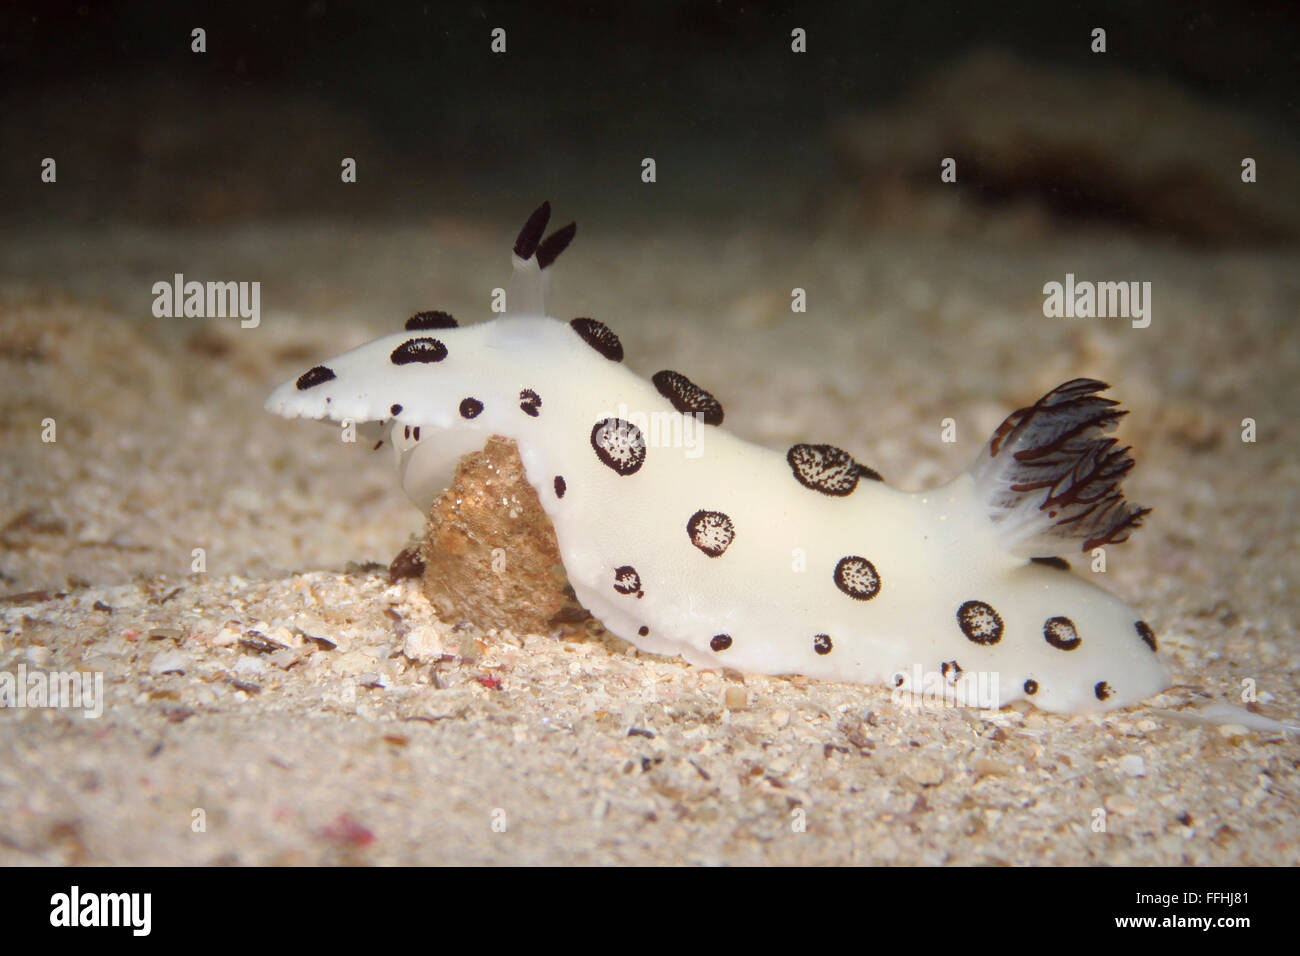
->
[266,205,1170,714]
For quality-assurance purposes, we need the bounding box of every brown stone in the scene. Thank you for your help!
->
[419,435,580,634]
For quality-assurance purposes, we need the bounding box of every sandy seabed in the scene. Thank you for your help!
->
[1,214,1297,865]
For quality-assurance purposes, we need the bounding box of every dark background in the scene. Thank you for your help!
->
[2,0,1296,230]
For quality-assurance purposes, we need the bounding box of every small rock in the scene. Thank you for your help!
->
[724,686,748,710]
[83,637,129,662]
[973,757,1011,778]
[233,655,268,679]
[403,624,444,663]
[771,709,790,729]
[266,625,296,648]
[332,649,380,677]
[1105,793,1138,815]
[149,650,189,675]
[1211,825,1237,848]
[1118,755,1146,777]
[24,645,52,667]
[212,624,242,647]
[268,648,302,670]
[909,761,945,787]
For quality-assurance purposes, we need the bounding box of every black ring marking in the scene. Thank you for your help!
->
[1043,616,1081,651]
[391,337,448,365]
[405,310,458,330]
[687,510,735,558]
[296,366,336,390]
[957,600,1004,645]
[590,418,646,475]
[613,566,641,596]
[652,370,724,425]
[833,556,881,601]
[570,318,623,362]
[788,444,882,496]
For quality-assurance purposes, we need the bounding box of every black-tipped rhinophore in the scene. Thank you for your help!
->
[537,222,577,269]
[405,310,458,330]
[514,202,552,260]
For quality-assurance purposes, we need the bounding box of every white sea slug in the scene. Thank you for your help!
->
[266,203,1170,714]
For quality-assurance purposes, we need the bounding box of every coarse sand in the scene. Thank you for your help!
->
[1,215,1297,865]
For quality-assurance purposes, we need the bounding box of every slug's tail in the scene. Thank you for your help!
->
[508,201,576,317]
[968,378,1151,557]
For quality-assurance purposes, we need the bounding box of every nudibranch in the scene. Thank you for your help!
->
[266,203,1170,714]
